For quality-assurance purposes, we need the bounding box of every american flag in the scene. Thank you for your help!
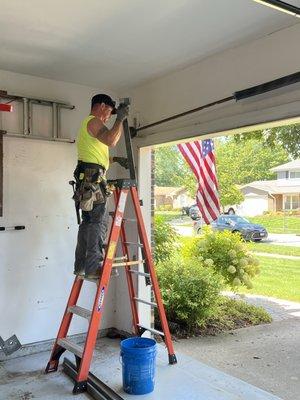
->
[178,139,220,224]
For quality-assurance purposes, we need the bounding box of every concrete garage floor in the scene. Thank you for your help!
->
[0,338,282,400]
[175,318,300,400]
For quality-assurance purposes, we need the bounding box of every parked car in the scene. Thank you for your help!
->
[181,205,192,215]
[189,204,201,220]
[181,203,198,217]
[194,214,268,241]
[223,205,236,215]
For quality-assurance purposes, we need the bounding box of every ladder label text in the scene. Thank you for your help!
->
[97,287,105,311]
[117,192,127,213]
[107,241,117,260]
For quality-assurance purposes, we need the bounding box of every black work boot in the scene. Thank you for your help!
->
[84,262,103,280]
[73,269,85,277]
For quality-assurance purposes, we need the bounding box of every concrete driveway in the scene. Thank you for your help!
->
[266,233,300,247]
[175,317,300,400]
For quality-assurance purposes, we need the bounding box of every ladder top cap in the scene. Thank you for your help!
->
[107,179,137,188]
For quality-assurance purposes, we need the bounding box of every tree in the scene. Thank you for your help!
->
[154,145,185,187]
[215,137,289,185]
[154,135,289,208]
[215,136,289,207]
[154,145,197,196]
[217,172,244,208]
[234,123,300,158]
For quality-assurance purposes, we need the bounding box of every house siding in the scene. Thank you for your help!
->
[268,196,275,212]
[275,194,283,211]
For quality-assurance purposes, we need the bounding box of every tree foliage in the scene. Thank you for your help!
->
[154,145,197,197]
[215,137,289,184]
[234,123,300,159]
[154,133,290,208]
[215,136,288,206]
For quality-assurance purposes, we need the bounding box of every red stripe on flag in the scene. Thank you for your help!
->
[178,139,220,224]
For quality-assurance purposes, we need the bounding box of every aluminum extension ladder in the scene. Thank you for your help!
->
[45,178,177,395]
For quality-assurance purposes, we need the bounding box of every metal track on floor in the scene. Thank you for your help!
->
[63,358,124,400]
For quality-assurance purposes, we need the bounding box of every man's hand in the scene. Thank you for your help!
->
[116,104,129,122]
[113,157,129,169]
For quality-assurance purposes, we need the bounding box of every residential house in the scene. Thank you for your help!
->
[237,160,300,216]
[154,186,194,209]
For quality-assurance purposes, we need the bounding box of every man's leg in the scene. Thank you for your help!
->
[84,201,108,277]
[74,221,87,275]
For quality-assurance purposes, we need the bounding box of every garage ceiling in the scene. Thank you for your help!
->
[0,0,299,91]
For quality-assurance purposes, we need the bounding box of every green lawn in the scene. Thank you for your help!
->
[248,215,300,234]
[155,211,182,223]
[178,237,300,302]
[246,242,300,257]
[239,256,300,302]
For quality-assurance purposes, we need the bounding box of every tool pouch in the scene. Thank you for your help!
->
[73,166,108,211]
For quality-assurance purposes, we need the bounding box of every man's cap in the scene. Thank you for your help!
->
[91,94,116,114]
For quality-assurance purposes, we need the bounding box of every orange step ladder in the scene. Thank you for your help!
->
[45,178,177,395]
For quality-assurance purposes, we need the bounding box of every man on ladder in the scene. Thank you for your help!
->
[73,94,129,279]
[46,97,177,396]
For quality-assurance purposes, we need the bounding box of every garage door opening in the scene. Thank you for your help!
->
[137,117,300,397]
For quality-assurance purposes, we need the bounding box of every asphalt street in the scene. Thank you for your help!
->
[172,222,300,247]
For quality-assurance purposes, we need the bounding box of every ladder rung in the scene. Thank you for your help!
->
[129,270,150,278]
[109,212,136,222]
[68,305,92,320]
[79,276,98,283]
[134,297,157,307]
[57,338,83,358]
[124,242,143,247]
[113,260,144,267]
[114,256,128,262]
[138,324,164,337]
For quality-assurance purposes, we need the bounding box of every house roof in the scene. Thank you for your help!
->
[270,159,300,172]
[241,179,300,195]
[154,186,185,196]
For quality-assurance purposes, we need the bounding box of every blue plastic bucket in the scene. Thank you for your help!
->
[120,337,157,395]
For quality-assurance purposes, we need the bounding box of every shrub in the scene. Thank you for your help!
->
[205,296,272,332]
[156,256,222,331]
[185,228,260,289]
[156,204,173,211]
[153,215,179,264]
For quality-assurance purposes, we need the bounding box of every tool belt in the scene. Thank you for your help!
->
[73,161,112,211]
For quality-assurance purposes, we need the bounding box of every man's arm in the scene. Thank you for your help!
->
[109,156,129,169]
[87,104,129,147]
[88,118,122,147]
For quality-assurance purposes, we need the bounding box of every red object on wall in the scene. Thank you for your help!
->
[0,104,12,112]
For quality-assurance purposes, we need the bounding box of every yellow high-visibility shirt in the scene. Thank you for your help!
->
[77,115,109,170]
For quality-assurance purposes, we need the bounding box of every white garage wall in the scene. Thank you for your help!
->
[129,23,300,147]
[0,69,123,345]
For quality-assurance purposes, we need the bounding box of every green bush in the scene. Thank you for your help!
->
[153,215,179,264]
[156,257,222,331]
[262,210,300,216]
[205,296,272,332]
[185,228,260,289]
[156,204,173,211]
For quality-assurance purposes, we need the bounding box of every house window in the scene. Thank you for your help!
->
[289,171,300,179]
[277,171,290,179]
[284,195,300,210]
